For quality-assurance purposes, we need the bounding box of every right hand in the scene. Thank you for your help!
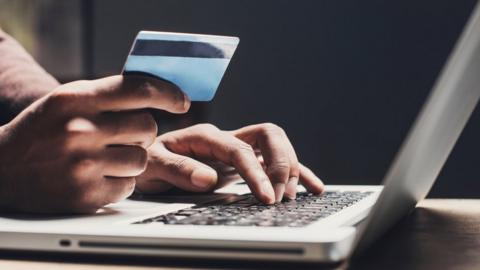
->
[0,75,189,214]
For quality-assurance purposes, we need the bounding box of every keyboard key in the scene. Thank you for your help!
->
[132,191,374,227]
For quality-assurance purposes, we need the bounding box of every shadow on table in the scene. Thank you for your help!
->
[349,205,480,270]
[0,207,120,221]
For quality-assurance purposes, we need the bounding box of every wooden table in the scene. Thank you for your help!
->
[1,199,479,270]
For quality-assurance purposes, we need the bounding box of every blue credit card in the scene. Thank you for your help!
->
[122,31,240,101]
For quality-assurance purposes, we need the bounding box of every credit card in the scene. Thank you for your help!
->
[122,31,240,101]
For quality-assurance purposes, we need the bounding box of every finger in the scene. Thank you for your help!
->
[99,145,148,177]
[257,154,267,170]
[161,124,275,204]
[66,174,136,212]
[257,153,299,200]
[299,163,325,194]
[137,143,218,193]
[284,176,299,199]
[63,117,102,150]
[205,161,244,189]
[101,176,136,204]
[64,111,157,150]
[54,75,190,114]
[232,123,300,202]
[93,110,157,148]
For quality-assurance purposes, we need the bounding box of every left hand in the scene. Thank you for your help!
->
[136,123,324,204]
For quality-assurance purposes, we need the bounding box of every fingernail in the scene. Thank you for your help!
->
[273,183,285,203]
[191,168,217,188]
[285,177,299,199]
[262,179,275,204]
[317,177,325,193]
[182,92,191,111]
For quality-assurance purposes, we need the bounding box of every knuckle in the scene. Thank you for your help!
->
[45,91,75,112]
[69,155,96,178]
[259,122,285,137]
[52,80,91,98]
[194,123,219,135]
[64,117,97,134]
[290,160,300,177]
[166,156,190,174]
[229,142,255,160]
[267,160,291,181]
[136,79,155,101]
[44,80,91,113]
[290,164,301,178]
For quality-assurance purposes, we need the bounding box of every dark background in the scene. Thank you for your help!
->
[86,0,480,197]
[5,0,480,197]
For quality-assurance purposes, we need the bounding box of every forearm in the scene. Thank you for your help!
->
[0,28,59,124]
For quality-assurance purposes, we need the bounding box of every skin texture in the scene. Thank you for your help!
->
[0,28,324,214]
[0,28,59,123]
[0,75,189,213]
[0,77,324,213]
[136,123,325,204]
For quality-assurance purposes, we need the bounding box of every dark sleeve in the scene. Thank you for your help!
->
[0,28,60,124]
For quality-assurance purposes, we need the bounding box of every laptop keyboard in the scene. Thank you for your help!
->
[132,191,373,227]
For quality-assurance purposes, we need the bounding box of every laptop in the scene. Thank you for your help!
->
[1,2,480,263]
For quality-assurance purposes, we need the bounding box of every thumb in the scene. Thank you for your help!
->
[137,143,218,193]
[55,75,190,114]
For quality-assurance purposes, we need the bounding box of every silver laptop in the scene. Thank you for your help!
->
[1,2,480,263]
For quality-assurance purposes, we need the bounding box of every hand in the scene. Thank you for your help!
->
[0,75,189,213]
[136,123,324,203]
